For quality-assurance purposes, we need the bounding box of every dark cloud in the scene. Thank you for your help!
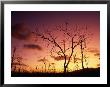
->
[12,23,30,40]
[94,53,100,57]
[24,44,42,50]
[97,64,100,67]
[74,58,81,61]
[52,55,81,62]
[87,48,99,53]
[12,23,37,41]
[51,55,69,61]
[38,58,48,62]
[74,58,81,63]
[12,62,27,66]
[87,48,100,57]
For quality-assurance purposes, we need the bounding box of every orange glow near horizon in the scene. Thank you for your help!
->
[23,50,100,73]
[11,11,100,73]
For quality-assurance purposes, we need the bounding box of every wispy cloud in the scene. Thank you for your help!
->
[24,44,42,50]
[38,58,48,62]
[51,55,69,61]
[87,48,100,57]
[12,23,37,41]
[94,53,100,57]
[12,62,27,66]
[87,48,99,53]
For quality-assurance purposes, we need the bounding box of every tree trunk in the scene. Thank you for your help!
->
[81,52,84,69]
[44,63,46,73]
[64,65,67,74]
[11,47,16,69]
[81,40,84,70]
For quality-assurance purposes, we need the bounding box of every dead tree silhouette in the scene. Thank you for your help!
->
[17,57,23,72]
[83,55,89,68]
[36,65,38,70]
[36,65,38,72]
[16,56,27,72]
[35,22,80,74]
[11,47,28,72]
[48,63,55,73]
[48,63,51,72]
[51,63,56,73]
[73,54,81,70]
[77,25,92,70]
[42,66,43,73]
[34,22,92,73]
[96,57,100,68]
[79,35,86,69]
[11,47,16,71]
[38,57,48,73]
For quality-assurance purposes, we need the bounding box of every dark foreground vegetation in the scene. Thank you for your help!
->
[11,68,100,77]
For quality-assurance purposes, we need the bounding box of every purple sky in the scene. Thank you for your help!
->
[11,11,100,71]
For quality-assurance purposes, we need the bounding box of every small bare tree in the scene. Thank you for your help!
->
[48,63,51,72]
[35,22,92,73]
[36,65,38,71]
[84,55,89,68]
[48,63,55,73]
[79,35,86,69]
[77,25,92,70]
[35,22,80,74]
[38,57,48,73]
[16,56,23,72]
[11,47,16,71]
[11,47,28,72]
[73,54,81,70]
[51,63,56,73]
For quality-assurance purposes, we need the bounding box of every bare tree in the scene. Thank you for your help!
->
[77,25,92,70]
[97,57,100,68]
[38,57,48,73]
[48,62,55,73]
[73,54,81,70]
[51,63,56,73]
[11,47,16,71]
[11,47,28,72]
[35,22,91,73]
[79,35,86,69]
[36,65,38,71]
[35,22,79,73]
[16,56,23,72]
[48,63,51,72]
[84,55,89,68]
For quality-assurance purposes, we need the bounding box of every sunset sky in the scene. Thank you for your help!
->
[11,11,100,73]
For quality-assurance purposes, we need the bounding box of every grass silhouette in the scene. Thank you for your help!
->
[11,67,100,77]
